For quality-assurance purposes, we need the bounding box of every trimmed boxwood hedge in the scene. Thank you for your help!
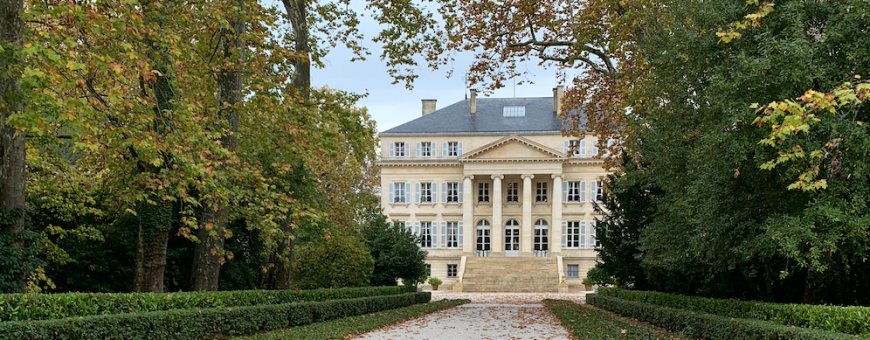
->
[598,288,870,336]
[0,292,430,340]
[543,299,664,339]
[238,298,469,339]
[0,285,415,322]
[587,294,861,340]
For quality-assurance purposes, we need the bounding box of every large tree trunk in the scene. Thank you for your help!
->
[191,0,245,292]
[132,200,172,293]
[0,0,27,293]
[282,0,310,101]
[265,229,294,290]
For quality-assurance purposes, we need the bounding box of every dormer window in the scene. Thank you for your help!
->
[503,106,526,117]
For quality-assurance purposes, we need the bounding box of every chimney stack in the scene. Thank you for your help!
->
[470,89,477,115]
[422,99,437,116]
[553,85,564,115]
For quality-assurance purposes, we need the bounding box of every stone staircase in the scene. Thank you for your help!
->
[460,256,560,292]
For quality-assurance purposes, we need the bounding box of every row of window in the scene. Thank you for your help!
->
[391,221,464,249]
[564,139,615,157]
[388,139,616,159]
[388,142,464,157]
[431,263,583,279]
[387,181,604,204]
[391,219,599,250]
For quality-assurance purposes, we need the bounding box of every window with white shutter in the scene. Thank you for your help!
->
[390,182,407,204]
[445,182,460,203]
[564,221,582,249]
[566,181,583,202]
[392,142,407,157]
[589,220,598,248]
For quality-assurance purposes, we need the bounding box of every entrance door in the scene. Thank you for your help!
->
[475,220,491,257]
[533,219,549,257]
[504,219,520,257]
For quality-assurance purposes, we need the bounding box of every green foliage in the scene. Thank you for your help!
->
[584,265,617,287]
[427,277,442,286]
[237,298,468,340]
[0,286,410,322]
[292,230,374,290]
[611,0,870,304]
[593,157,661,290]
[362,213,428,287]
[587,294,860,340]
[0,292,430,340]
[598,288,870,336]
[0,209,42,294]
[543,299,664,340]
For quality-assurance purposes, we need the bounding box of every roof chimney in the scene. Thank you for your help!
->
[470,89,477,115]
[554,85,564,115]
[422,99,437,116]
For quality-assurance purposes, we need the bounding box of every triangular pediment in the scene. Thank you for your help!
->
[461,135,566,160]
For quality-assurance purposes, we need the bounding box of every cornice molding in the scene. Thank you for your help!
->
[376,161,462,167]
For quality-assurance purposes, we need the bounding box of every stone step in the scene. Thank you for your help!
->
[461,284,560,293]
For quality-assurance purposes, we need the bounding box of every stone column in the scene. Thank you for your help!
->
[491,174,504,255]
[551,174,562,255]
[521,174,534,256]
[462,175,474,255]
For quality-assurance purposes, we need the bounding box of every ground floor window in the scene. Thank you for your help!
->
[447,264,457,278]
[476,219,491,257]
[425,264,431,277]
[567,264,579,278]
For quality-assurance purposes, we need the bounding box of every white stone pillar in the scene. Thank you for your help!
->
[551,174,562,255]
[462,175,474,255]
[491,175,504,255]
[521,174,534,255]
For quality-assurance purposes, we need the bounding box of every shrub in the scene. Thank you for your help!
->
[598,288,870,335]
[584,265,616,287]
[543,299,664,339]
[240,298,469,340]
[0,292,431,340]
[427,277,442,286]
[587,294,859,340]
[292,232,375,290]
[363,215,428,286]
[0,286,412,322]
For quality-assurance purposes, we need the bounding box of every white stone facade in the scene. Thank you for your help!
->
[378,93,608,292]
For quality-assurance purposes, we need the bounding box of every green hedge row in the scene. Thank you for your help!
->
[598,288,870,335]
[587,294,861,340]
[239,298,468,340]
[542,299,664,340]
[0,285,415,322]
[0,292,430,340]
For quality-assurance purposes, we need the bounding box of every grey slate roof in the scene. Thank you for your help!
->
[381,97,579,135]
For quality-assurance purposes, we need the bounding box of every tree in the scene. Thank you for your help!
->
[291,228,374,289]
[0,0,27,293]
[593,156,661,290]
[616,0,870,303]
[191,0,247,292]
[363,213,428,287]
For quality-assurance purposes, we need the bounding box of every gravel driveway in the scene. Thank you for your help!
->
[352,293,585,340]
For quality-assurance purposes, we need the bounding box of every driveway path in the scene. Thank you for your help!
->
[352,293,584,340]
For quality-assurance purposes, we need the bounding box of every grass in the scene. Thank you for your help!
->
[234,299,470,340]
[543,299,667,340]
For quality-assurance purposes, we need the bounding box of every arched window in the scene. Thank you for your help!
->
[475,219,491,256]
[533,219,549,257]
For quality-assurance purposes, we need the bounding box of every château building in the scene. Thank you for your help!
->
[377,87,611,292]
